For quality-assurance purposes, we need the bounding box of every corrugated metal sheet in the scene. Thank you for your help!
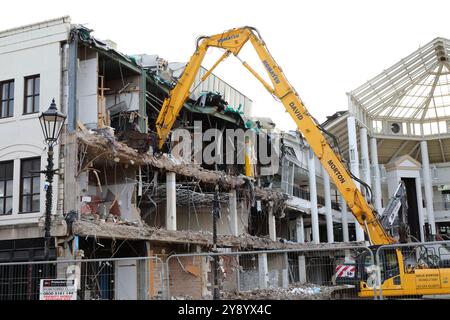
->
[169,63,253,117]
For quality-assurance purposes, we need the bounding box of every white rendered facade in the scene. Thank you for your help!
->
[0,17,71,232]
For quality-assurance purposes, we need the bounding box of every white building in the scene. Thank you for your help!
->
[0,17,71,258]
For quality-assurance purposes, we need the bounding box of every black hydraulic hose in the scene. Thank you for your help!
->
[317,124,342,156]
[315,123,374,206]
[349,170,374,206]
[195,36,208,51]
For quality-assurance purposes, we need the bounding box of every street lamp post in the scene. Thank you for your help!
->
[38,99,66,261]
[212,185,220,300]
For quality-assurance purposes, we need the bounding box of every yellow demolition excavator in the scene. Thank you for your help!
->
[154,26,450,298]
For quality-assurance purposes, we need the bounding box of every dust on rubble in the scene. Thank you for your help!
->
[221,283,344,300]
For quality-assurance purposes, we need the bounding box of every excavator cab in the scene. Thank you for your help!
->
[333,247,402,298]
[356,244,450,298]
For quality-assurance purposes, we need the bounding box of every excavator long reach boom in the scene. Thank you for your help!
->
[155,26,395,245]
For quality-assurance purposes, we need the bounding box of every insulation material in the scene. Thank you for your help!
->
[101,183,139,222]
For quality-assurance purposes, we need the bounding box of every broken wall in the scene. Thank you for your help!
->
[167,255,207,299]
[80,163,141,223]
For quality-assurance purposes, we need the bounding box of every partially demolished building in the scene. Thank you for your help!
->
[0,17,362,298]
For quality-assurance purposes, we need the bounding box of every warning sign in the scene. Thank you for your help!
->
[39,279,77,300]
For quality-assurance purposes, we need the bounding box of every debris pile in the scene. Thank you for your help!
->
[77,129,248,189]
[221,283,343,300]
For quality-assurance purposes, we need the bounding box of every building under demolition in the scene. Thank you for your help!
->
[0,16,449,299]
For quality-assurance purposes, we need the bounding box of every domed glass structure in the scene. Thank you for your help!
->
[349,38,450,138]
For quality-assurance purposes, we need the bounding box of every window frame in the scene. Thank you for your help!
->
[19,157,41,214]
[23,74,40,115]
[0,160,13,216]
[0,79,14,119]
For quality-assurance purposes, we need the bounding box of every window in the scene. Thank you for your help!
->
[380,249,400,283]
[23,75,40,114]
[0,161,13,215]
[0,80,14,118]
[19,158,40,213]
[372,120,383,133]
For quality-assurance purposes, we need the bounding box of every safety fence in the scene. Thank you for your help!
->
[1,241,450,300]
[0,256,166,300]
[165,246,374,300]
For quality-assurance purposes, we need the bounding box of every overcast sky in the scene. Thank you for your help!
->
[1,0,449,130]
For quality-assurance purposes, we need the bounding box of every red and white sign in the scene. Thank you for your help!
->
[335,265,355,278]
[39,279,77,300]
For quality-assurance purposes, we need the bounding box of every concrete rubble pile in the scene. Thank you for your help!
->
[223,283,344,300]
[77,128,247,189]
[171,284,350,300]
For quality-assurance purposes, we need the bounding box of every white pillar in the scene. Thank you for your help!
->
[281,158,289,193]
[229,189,238,236]
[282,253,289,289]
[258,253,269,289]
[296,215,305,243]
[347,116,365,241]
[296,215,307,284]
[360,127,371,190]
[340,195,349,242]
[370,137,383,214]
[308,148,320,244]
[298,255,307,284]
[166,172,177,231]
[305,228,312,242]
[290,163,295,195]
[415,177,425,242]
[322,166,334,243]
[420,140,437,235]
[268,201,276,241]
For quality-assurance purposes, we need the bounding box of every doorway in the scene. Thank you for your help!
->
[401,178,420,240]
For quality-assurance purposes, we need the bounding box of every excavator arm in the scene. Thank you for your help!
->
[155,26,395,245]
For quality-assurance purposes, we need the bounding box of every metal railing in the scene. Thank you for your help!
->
[0,256,165,300]
[292,186,340,210]
[432,201,450,211]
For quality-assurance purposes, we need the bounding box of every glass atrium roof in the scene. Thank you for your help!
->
[349,38,450,122]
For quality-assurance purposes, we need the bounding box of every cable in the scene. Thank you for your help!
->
[312,116,374,205]
[316,123,342,156]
